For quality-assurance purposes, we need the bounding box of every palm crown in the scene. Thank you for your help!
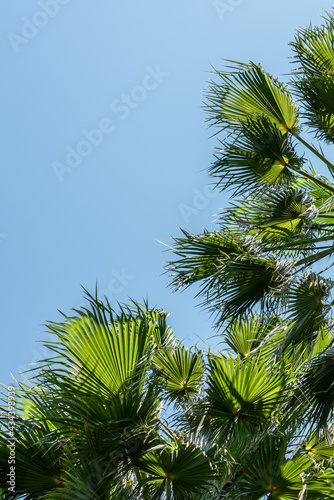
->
[2,10,334,500]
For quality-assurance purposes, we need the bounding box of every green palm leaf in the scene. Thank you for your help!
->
[281,273,332,346]
[225,188,317,243]
[298,344,334,428]
[45,454,132,500]
[229,435,288,499]
[167,229,291,325]
[43,297,157,397]
[167,228,243,289]
[224,314,280,358]
[136,442,216,499]
[201,355,287,440]
[153,346,204,404]
[291,11,334,143]
[210,118,301,195]
[206,62,299,134]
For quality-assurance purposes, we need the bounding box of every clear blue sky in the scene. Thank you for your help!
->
[1,0,333,385]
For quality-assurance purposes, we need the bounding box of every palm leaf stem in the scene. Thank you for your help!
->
[293,133,334,178]
[287,163,334,193]
[319,259,334,275]
[217,465,245,499]
[296,246,334,266]
[216,431,276,500]
[160,419,178,443]
[266,236,334,253]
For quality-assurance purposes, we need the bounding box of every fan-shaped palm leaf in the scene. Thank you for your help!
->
[291,11,334,144]
[205,62,299,134]
[200,355,288,440]
[210,118,301,195]
[281,273,332,346]
[43,296,157,397]
[297,344,334,428]
[223,314,280,358]
[167,229,292,325]
[226,188,317,243]
[153,346,204,404]
[136,442,216,499]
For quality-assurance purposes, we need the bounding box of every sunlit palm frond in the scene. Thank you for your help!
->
[293,168,334,208]
[302,430,334,461]
[205,62,299,134]
[291,11,334,144]
[291,12,334,74]
[209,118,301,195]
[199,355,288,441]
[43,295,157,398]
[224,188,318,246]
[223,314,280,359]
[153,346,204,404]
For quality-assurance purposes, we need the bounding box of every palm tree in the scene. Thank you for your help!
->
[165,7,334,498]
[0,292,217,499]
[2,9,334,500]
[1,292,334,498]
[2,292,334,499]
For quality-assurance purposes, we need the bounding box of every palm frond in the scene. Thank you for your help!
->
[43,296,157,397]
[281,272,332,346]
[291,10,334,144]
[167,229,292,325]
[223,188,318,244]
[153,346,204,404]
[199,355,288,441]
[297,343,334,428]
[223,314,280,358]
[136,442,216,499]
[0,425,63,499]
[210,118,301,195]
[205,62,299,134]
